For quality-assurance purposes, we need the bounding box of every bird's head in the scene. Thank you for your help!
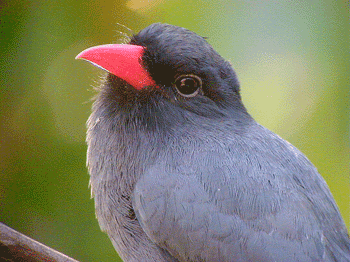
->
[76,23,249,126]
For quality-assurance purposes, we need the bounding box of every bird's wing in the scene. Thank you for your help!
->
[133,130,350,262]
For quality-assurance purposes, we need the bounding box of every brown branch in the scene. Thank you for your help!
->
[0,222,79,262]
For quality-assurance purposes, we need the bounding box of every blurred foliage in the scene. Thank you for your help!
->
[0,1,349,261]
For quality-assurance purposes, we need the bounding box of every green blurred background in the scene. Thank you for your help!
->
[1,1,349,261]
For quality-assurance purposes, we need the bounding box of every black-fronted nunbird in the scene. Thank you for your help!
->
[76,23,350,262]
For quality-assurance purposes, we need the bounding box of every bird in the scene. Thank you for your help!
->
[76,23,350,262]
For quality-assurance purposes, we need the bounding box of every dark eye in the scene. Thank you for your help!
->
[174,74,202,97]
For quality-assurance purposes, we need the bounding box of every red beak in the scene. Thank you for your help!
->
[75,44,156,90]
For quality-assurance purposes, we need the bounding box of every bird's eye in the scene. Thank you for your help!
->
[174,74,202,97]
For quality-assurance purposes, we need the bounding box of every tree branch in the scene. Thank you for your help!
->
[0,222,79,262]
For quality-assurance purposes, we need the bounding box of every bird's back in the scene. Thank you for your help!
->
[133,120,350,261]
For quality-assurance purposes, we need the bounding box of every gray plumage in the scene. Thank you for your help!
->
[86,23,350,261]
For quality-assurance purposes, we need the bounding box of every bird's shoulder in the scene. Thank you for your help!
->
[133,122,349,261]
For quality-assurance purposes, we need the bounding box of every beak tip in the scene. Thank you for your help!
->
[75,52,84,60]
